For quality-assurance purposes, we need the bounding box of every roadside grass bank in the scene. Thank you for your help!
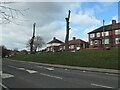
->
[9,47,119,70]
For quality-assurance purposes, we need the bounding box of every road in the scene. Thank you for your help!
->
[1,59,119,89]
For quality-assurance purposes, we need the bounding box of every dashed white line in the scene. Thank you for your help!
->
[18,68,25,70]
[2,73,14,79]
[8,65,18,69]
[64,69,68,70]
[44,67,54,71]
[26,70,37,74]
[91,83,114,88]
[82,71,86,72]
[40,73,63,79]
[8,65,38,74]
[37,66,43,68]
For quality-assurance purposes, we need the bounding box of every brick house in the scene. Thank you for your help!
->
[46,37,88,52]
[88,20,120,48]
[46,37,64,52]
[68,37,88,51]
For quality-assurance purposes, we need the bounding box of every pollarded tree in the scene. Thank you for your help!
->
[26,36,45,53]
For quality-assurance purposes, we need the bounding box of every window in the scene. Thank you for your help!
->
[103,39,109,44]
[102,31,109,36]
[105,39,109,44]
[115,30,120,35]
[76,44,80,47]
[70,45,74,49]
[96,33,100,37]
[63,46,65,49]
[115,38,120,44]
[76,44,80,50]
[90,34,95,38]
[90,41,93,45]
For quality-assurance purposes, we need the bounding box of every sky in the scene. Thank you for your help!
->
[1,1,119,51]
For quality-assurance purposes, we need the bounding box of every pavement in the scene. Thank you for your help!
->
[2,59,119,88]
[6,58,119,74]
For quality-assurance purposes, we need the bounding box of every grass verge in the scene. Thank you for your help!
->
[9,47,119,70]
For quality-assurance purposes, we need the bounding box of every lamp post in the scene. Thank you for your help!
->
[103,20,105,50]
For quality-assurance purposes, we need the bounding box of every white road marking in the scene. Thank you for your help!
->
[0,83,10,90]
[8,65,37,74]
[65,69,68,70]
[40,73,63,79]
[37,66,43,68]
[0,71,2,75]
[26,70,37,74]
[18,68,25,70]
[2,73,14,79]
[8,65,18,69]
[44,67,54,71]
[83,71,86,72]
[46,68,54,71]
[91,83,113,88]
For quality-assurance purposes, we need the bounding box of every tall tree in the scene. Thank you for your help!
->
[26,36,45,53]
[65,10,71,51]
[29,23,36,54]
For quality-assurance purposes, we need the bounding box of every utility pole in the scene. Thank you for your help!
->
[30,23,36,54]
[103,20,105,50]
[65,10,71,51]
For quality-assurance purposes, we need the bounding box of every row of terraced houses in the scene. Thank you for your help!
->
[46,20,120,52]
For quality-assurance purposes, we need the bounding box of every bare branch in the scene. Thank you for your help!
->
[0,2,29,24]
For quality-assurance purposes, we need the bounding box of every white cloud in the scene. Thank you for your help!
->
[71,12,101,26]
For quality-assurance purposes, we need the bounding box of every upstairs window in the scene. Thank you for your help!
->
[76,44,80,47]
[90,33,95,38]
[115,30,120,35]
[102,31,109,36]
[96,32,100,37]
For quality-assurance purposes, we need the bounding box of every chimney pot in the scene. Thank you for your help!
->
[73,37,76,40]
[112,20,116,25]
[53,37,56,40]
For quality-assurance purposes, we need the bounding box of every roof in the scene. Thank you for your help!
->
[47,37,64,44]
[68,39,86,45]
[88,23,120,34]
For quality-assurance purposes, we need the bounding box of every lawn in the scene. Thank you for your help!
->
[9,47,119,70]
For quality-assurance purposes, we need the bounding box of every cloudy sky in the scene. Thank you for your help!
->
[1,1,119,50]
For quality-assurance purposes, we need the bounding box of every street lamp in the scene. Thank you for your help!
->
[103,20,105,50]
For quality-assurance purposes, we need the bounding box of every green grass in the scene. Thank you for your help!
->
[9,47,119,70]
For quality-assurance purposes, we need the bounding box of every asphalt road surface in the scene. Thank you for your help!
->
[1,59,119,89]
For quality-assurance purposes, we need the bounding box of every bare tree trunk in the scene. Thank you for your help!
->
[65,10,71,51]
[30,23,36,54]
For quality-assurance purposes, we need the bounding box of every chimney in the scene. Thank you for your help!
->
[53,37,56,40]
[112,20,116,25]
[73,37,76,40]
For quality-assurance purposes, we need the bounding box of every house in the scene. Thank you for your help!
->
[46,37,88,52]
[46,37,64,52]
[68,37,88,51]
[88,20,120,48]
